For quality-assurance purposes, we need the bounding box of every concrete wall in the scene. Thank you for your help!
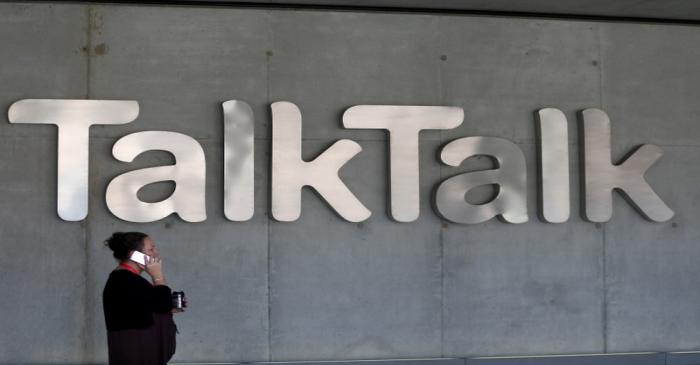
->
[0,2,699,364]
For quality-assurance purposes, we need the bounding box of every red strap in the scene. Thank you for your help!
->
[118,263,141,276]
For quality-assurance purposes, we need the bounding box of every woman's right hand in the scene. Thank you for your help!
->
[145,256,165,284]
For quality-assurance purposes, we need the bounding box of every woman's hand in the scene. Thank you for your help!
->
[145,256,166,285]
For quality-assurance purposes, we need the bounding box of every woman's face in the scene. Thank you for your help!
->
[141,236,159,258]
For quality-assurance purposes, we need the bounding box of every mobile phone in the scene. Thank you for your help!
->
[129,251,150,265]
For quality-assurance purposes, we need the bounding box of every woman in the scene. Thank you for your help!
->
[103,232,182,365]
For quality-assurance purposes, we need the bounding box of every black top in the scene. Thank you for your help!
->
[103,269,173,331]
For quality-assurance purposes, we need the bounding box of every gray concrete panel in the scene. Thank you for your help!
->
[600,23,700,147]
[439,17,600,144]
[83,138,270,363]
[0,3,87,138]
[269,140,443,360]
[605,146,700,352]
[268,11,443,142]
[88,5,270,140]
[466,352,665,365]
[442,144,605,357]
[0,136,86,363]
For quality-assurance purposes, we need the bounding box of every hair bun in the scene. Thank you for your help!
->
[106,232,123,251]
[104,232,147,262]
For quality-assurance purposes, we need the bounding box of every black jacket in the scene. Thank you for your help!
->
[103,269,173,331]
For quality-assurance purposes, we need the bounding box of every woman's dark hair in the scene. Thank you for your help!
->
[105,232,148,261]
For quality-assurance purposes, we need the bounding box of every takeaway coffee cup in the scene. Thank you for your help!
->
[172,291,185,310]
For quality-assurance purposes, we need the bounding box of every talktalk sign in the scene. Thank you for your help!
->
[7,99,674,224]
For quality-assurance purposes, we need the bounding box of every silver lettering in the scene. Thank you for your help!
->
[106,131,207,223]
[223,100,255,221]
[436,137,528,224]
[536,108,570,223]
[581,109,674,222]
[343,105,463,222]
[271,101,371,222]
[7,99,138,221]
